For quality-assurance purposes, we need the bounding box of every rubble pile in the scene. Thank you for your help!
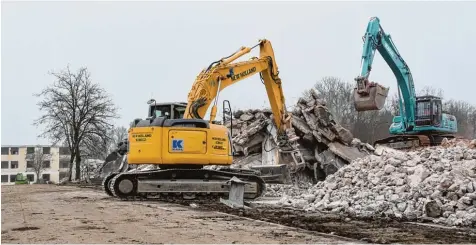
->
[277,143,476,227]
[441,137,476,148]
[265,184,309,197]
[225,89,374,180]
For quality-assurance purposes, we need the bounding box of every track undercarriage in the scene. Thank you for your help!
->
[373,133,455,150]
[102,166,267,202]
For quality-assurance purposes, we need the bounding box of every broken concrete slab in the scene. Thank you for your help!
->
[226,88,373,185]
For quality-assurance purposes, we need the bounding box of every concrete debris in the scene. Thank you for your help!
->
[225,89,372,183]
[274,142,476,228]
[263,184,311,198]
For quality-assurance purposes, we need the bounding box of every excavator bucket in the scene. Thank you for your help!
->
[249,143,307,185]
[245,121,313,185]
[353,82,389,111]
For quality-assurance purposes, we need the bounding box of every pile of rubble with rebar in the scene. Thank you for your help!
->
[224,89,375,184]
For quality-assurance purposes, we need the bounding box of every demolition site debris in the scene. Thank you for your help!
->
[225,89,374,184]
[275,141,476,228]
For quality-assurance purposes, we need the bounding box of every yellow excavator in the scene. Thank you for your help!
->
[102,39,305,201]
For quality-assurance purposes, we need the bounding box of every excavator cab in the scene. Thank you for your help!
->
[415,96,442,127]
[353,77,390,111]
[147,100,188,119]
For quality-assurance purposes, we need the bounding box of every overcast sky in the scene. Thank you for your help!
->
[2,1,475,145]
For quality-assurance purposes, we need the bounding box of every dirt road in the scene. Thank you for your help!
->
[1,185,351,244]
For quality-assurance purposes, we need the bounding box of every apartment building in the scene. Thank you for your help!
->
[1,145,71,185]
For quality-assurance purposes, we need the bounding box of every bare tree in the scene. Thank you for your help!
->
[313,76,355,128]
[81,134,109,160]
[444,99,476,138]
[310,76,395,144]
[82,125,128,161]
[34,65,119,181]
[110,126,128,150]
[307,78,476,143]
[417,86,444,98]
[25,146,52,183]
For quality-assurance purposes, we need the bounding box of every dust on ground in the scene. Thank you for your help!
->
[1,185,351,244]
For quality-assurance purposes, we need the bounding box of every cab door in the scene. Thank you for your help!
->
[432,99,442,126]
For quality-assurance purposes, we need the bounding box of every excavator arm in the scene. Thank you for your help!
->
[183,39,305,184]
[354,16,416,130]
[184,39,292,136]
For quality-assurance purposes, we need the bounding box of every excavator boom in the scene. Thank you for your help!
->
[185,39,291,136]
[182,39,305,182]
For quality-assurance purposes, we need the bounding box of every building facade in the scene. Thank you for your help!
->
[1,145,71,185]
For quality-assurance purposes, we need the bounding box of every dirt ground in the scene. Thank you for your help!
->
[1,185,352,244]
[3,185,476,244]
[193,202,476,244]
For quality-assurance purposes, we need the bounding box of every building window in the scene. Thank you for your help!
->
[59,171,68,180]
[59,160,69,168]
[10,161,18,169]
[27,161,34,168]
[10,147,19,155]
[10,175,16,182]
[1,161,8,169]
[59,147,70,155]
[27,147,35,154]
[26,174,35,182]
[43,161,51,168]
[1,147,9,155]
[1,175,8,182]
[42,174,50,181]
[43,147,51,154]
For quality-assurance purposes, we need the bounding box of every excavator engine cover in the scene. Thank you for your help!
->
[353,82,389,111]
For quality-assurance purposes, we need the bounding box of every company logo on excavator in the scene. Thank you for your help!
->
[230,67,256,81]
[172,139,184,151]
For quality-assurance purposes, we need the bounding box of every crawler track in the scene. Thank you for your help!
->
[374,134,455,150]
[103,168,267,202]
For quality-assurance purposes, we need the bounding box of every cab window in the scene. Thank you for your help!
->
[154,106,171,118]
[174,107,186,119]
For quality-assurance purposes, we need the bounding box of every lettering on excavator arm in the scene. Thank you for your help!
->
[228,67,257,81]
